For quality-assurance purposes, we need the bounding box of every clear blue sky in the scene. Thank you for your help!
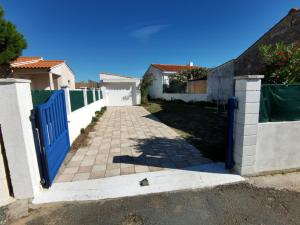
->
[1,0,299,80]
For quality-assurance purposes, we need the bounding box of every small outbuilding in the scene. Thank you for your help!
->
[99,73,141,106]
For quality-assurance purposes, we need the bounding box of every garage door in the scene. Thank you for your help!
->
[106,83,134,106]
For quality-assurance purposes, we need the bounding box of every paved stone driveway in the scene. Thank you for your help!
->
[56,106,211,182]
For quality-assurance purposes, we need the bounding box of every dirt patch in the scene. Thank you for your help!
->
[120,214,144,225]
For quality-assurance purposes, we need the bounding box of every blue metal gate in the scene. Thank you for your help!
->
[34,90,70,187]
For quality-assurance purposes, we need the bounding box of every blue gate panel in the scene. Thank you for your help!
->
[35,90,70,187]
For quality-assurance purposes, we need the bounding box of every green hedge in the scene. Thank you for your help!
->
[259,84,300,122]
[31,90,55,105]
[70,90,84,111]
[87,90,94,104]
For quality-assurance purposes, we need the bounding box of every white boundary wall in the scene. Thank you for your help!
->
[233,75,300,175]
[255,121,300,173]
[161,93,208,102]
[62,86,106,144]
[68,99,105,143]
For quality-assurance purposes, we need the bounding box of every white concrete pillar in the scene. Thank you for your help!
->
[49,72,54,90]
[92,88,96,102]
[0,137,11,206]
[0,79,41,199]
[81,88,88,106]
[233,75,264,175]
[61,85,71,115]
[100,86,107,105]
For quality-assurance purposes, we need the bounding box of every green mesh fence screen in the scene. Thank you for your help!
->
[259,84,300,122]
[87,90,94,104]
[70,90,84,112]
[100,90,103,99]
[95,90,99,101]
[31,90,55,105]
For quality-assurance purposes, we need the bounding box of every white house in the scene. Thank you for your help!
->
[144,62,200,99]
[10,56,76,90]
[99,73,141,106]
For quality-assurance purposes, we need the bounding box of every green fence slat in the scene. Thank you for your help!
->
[70,90,85,111]
[87,90,94,104]
[31,90,55,105]
[259,84,300,122]
[95,91,99,101]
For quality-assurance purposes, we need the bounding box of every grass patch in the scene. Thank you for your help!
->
[144,100,227,161]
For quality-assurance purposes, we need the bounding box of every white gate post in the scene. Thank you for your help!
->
[82,87,88,106]
[0,79,41,199]
[61,85,71,115]
[233,75,264,175]
[100,86,107,106]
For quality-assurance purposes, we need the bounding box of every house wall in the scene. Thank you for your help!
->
[68,99,105,143]
[13,72,52,90]
[255,121,300,173]
[207,60,234,103]
[51,63,76,89]
[146,66,163,99]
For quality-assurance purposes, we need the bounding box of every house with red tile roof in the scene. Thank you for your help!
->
[10,56,76,90]
[144,62,200,99]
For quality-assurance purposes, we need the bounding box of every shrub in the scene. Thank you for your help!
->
[141,73,154,104]
[260,41,300,84]
[80,128,85,134]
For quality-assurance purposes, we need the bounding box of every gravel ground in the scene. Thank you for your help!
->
[9,183,300,225]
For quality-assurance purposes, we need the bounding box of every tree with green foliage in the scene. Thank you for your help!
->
[0,6,27,77]
[260,41,300,84]
[177,67,209,80]
[141,73,154,104]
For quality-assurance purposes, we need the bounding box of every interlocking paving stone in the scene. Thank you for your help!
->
[56,106,211,183]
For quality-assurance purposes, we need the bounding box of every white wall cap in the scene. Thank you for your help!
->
[0,78,31,84]
[234,75,264,80]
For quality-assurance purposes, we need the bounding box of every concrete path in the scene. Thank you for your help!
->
[33,163,245,204]
[57,106,211,182]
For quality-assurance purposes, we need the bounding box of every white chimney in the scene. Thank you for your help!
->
[188,61,194,66]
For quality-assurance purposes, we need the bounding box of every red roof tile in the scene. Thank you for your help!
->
[11,56,42,64]
[152,64,200,72]
[11,56,64,69]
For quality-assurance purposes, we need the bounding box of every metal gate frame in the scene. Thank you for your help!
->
[33,90,70,187]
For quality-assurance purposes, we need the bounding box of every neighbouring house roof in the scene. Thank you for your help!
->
[151,64,199,72]
[11,56,42,64]
[100,72,134,79]
[234,8,300,75]
[11,56,64,69]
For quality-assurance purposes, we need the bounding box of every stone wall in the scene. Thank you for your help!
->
[234,8,300,76]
